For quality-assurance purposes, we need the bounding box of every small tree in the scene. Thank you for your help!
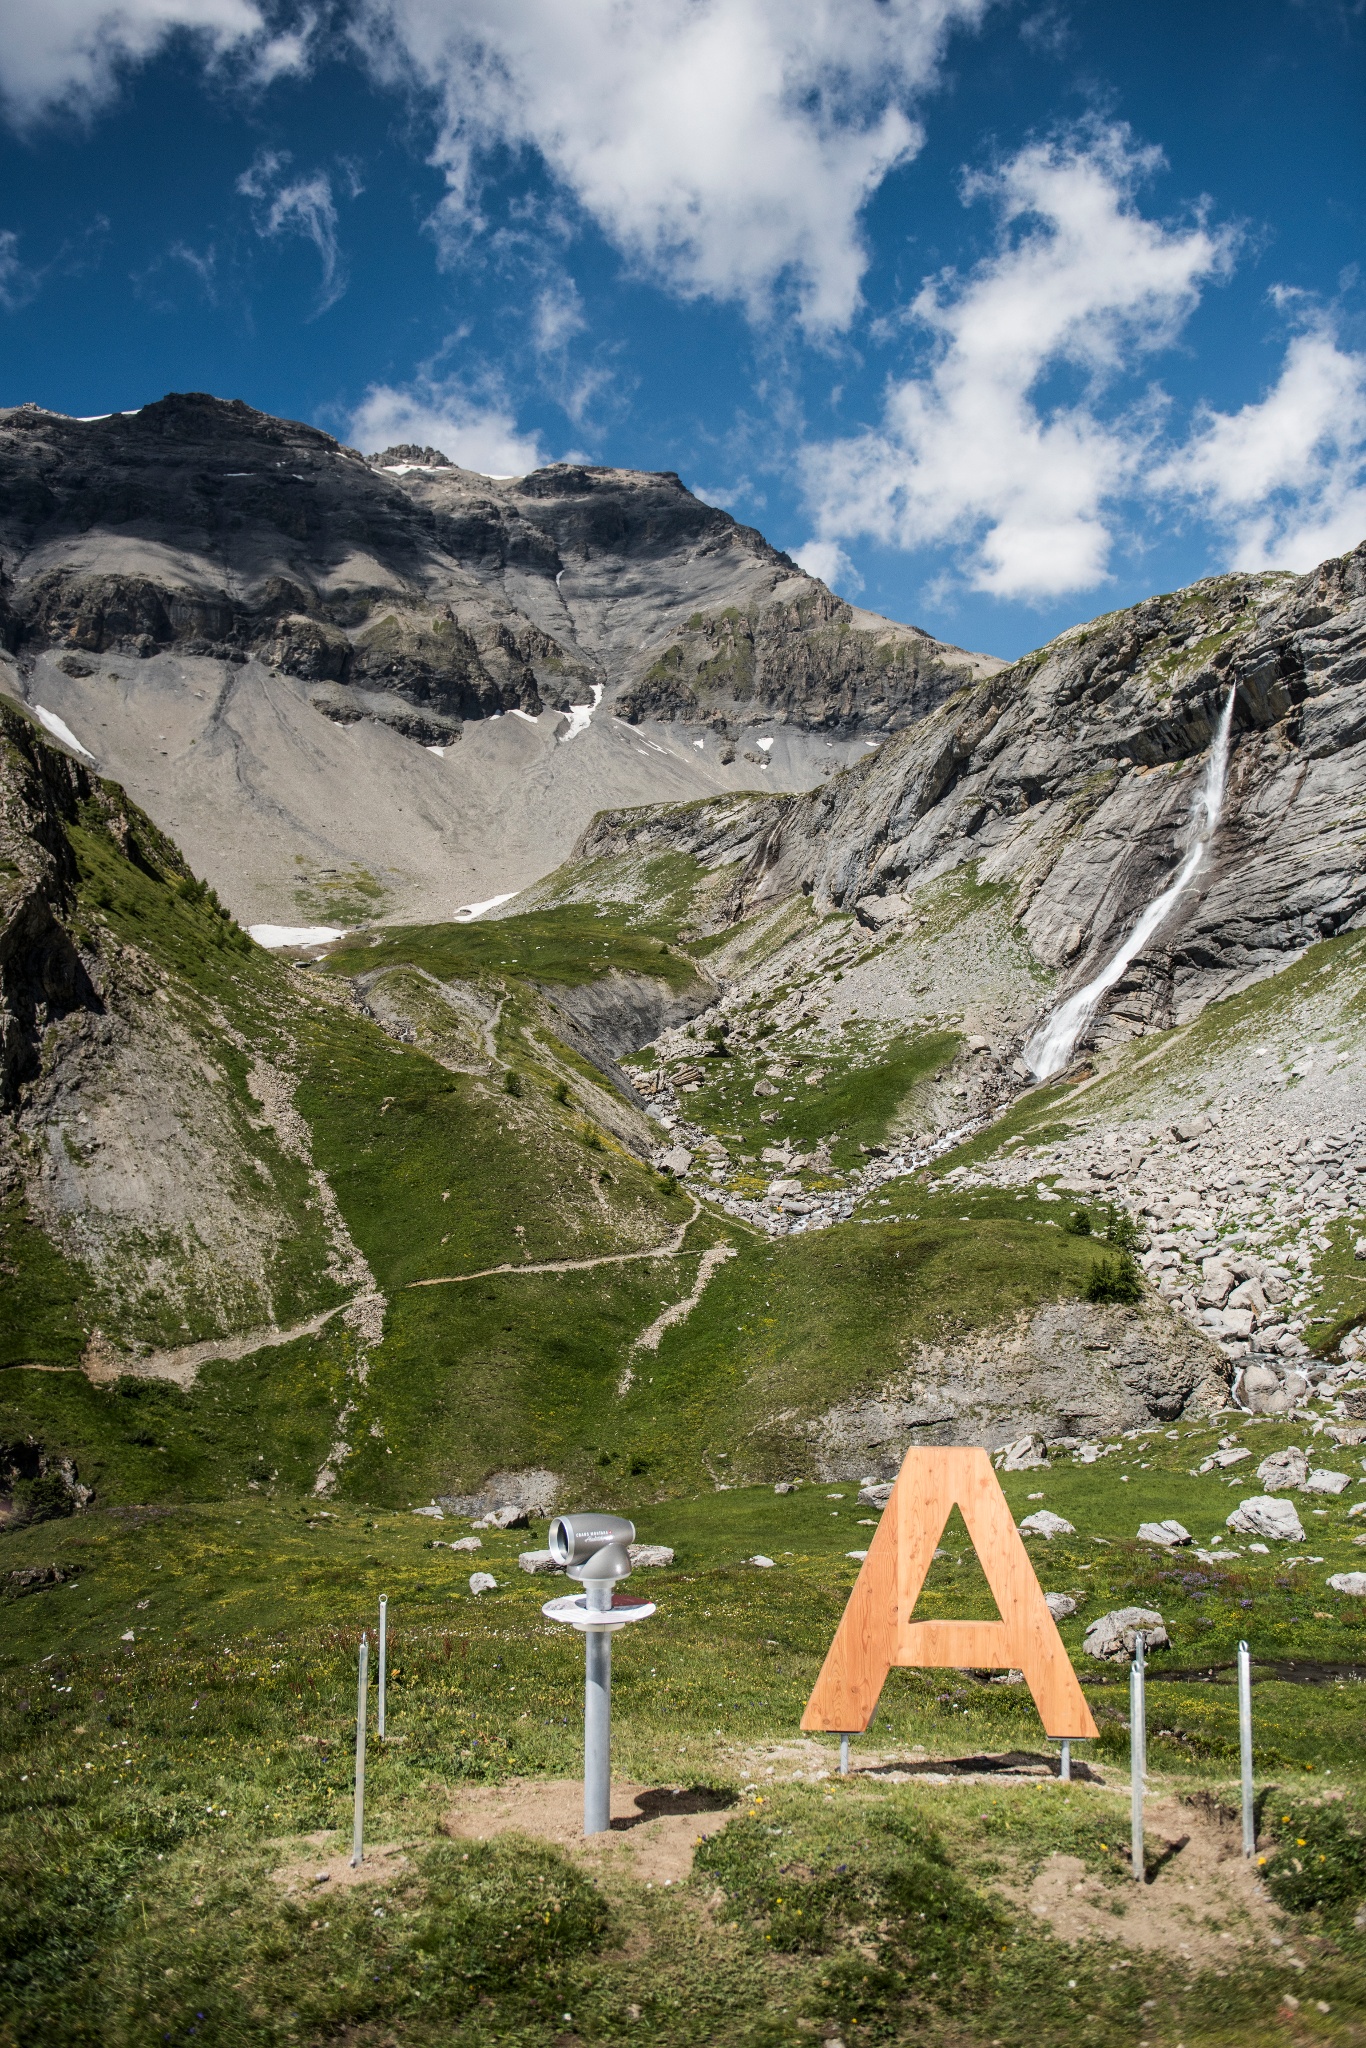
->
[502,1069,523,1098]
[1083,1252,1144,1305]
[1064,1207,1092,1236]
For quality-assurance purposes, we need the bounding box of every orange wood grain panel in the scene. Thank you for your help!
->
[802,1447,1097,1740]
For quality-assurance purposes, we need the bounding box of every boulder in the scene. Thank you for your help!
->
[749,1554,776,1568]
[449,1536,483,1553]
[995,1434,1048,1472]
[1303,1468,1351,1496]
[1083,1607,1168,1661]
[1227,1495,1306,1542]
[518,1550,558,1574]
[857,1482,894,1508]
[628,1544,674,1567]
[661,1145,694,1176]
[1137,1519,1192,1547]
[774,1481,795,1495]
[1256,1447,1309,1492]
[412,1504,445,1519]
[468,1572,498,1595]
[1326,1573,1366,1597]
[473,1504,531,1530]
[1045,1592,1078,1621]
[1019,1510,1075,1539]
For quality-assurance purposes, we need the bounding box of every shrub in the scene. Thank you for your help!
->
[1264,1801,1366,1917]
[1064,1207,1092,1236]
[502,1070,522,1098]
[551,1078,570,1104]
[1083,1252,1144,1304]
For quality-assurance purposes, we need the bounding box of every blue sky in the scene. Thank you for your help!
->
[0,0,1362,658]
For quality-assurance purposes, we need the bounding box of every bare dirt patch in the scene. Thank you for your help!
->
[438,1777,736,1886]
[1001,1794,1284,1965]
[270,1830,413,1898]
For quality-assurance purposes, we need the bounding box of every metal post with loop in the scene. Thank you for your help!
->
[1129,1631,1146,1884]
[352,1633,369,1868]
[1238,1639,1255,1858]
[540,1514,657,1837]
[378,1596,388,1741]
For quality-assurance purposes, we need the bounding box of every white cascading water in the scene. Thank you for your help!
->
[1025,688,1237,1080]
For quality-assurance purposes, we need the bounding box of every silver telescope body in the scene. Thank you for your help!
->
[548,1513,635,1587]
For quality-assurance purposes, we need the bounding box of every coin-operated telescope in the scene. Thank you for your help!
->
[542,1513,656,1835]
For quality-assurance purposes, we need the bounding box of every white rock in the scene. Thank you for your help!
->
[518,1550,558,1574]
[857,1482,894,1508]
[661,1145,694,1175]
[472,1504,531,1530]
[1137,1519,1192,1547]
[628,1544,674,1567]
[749,1554,777,1568]
[774,1481,795,1495]
[996,1434,1048,1472]
[1303,1468,1351,1495]
[1227,1496,1306,1542]
[449,1536,483,1553]
[846,1549,870,1561]
[412,1505,445,1519]
[1326,1573,1366,1596]
[1045,1592,1077,1620]
[1083,1607,1168,1662]
[1256,1447,1309,1492]
[1019,1510,1075,1539]
[1199,1447,1251,1472]
[468,1572,498,1595]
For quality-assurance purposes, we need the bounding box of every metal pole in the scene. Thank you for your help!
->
[378,1596,388,1741]
[1060,1739,1071,1783]
[1238,1639,1255,1858]
[839,1734,850,1777]
[352,1634,369,1868]
[584,1583,612,1837]
[1130,1633,1146,1884]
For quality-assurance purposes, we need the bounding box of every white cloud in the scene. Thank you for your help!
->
[0,0,275,121]
[531,278,586,355]
[348,377,548,475]
[0,230,28,309]
[800,125,1236,600]
[1153,318,1366,571]
[353,0,988,332]
[238,150,345,310]
[792,538,863,594]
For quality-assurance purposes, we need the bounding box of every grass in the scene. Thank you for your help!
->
[325,904,706,994]
[4,1456,1366,2045]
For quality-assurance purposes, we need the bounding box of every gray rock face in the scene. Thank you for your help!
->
[0,395,1002,924]
[0,395,995,739]
[586,542,1366,1046]
[808,1297,1226,1479]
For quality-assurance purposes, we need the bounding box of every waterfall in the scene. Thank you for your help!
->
[1024,688,1237,1081]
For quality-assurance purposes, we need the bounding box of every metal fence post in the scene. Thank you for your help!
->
[583,1585,612,1836]
[352,1633,369,1868]
[1238,1639,1255,1858]
[840,1734,850,1777]
[378,1596,388,1741]
[1130,1632,1146,1883]
[1060,1739,1071,1783]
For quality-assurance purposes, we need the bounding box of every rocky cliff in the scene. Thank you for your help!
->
[0,394,1000,924]
[579,543,1366,1052]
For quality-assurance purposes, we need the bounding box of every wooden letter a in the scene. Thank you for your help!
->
[802,1447,1097,1740]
